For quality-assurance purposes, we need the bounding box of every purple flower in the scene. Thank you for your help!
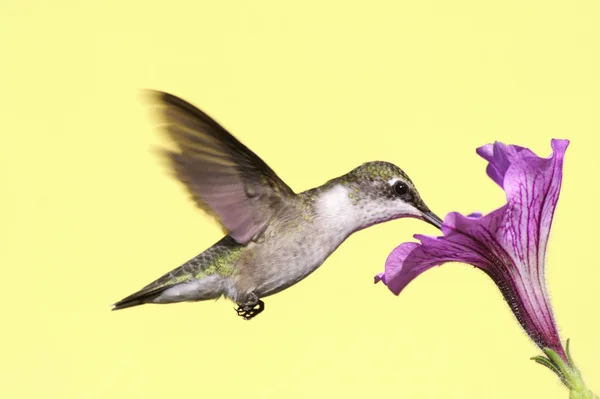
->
[375,139,569,361]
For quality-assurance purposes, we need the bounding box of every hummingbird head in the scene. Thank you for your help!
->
[316,161,442,232]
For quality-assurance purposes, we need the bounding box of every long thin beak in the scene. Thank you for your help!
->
[421,210,443,230]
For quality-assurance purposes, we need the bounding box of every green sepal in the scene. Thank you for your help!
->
[531,355,570,388]
[532,339,598,399]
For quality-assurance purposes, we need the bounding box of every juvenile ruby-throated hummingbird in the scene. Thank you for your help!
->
[112,91,442,320]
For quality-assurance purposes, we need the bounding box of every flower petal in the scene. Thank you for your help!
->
[377,212,495,296]
[476,142,510,187]
[500,139,569,272]
[476,141,538,189]
[375,243,433,295]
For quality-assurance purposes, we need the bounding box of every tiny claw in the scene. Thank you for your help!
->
[233,294,265,320]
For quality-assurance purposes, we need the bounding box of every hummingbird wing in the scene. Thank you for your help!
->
[146,90,296,244]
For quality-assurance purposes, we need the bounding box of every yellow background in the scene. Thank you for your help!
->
[1,1,598,398]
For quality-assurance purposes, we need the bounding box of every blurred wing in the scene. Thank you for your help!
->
[146,90,295,243]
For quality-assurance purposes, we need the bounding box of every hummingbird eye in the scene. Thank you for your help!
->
[393,181,409,196]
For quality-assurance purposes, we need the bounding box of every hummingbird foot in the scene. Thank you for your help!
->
[235,293,264,320]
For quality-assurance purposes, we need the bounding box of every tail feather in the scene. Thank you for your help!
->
[112,299,144,311]
[112,287,167,311]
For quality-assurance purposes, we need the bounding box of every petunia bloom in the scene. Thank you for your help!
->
[375,139,569,360]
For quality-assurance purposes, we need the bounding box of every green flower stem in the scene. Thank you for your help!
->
[532,339,598,399]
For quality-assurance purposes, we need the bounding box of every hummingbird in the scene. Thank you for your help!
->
[112,91,443,320]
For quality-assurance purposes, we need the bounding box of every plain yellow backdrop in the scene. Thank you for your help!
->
[0,1,598,398]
